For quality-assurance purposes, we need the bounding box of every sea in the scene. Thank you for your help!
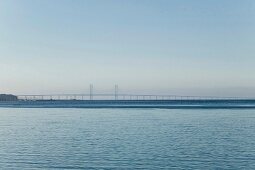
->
[0,101,255,169]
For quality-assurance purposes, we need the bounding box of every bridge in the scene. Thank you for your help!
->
[16,93,248,101]
[15,85,253,101]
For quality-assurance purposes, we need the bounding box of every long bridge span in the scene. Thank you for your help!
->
[16,93,250,101]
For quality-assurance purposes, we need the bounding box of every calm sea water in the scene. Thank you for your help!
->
[0,108,255,169]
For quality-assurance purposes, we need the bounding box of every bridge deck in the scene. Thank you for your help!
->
[16,94,250,101]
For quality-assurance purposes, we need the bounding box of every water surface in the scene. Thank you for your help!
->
[0,108,255,169]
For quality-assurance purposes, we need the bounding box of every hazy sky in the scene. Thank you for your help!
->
[0,0,255,96]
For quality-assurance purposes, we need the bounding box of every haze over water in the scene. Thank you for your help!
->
[0,0,255,97]
[1,0,255,169]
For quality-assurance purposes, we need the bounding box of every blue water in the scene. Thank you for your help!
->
[0,108,255,169]
[1,100,255,109]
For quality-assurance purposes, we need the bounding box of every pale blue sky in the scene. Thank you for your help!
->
[0,0,255,96]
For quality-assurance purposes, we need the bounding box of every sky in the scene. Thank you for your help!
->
[0,0,255,97]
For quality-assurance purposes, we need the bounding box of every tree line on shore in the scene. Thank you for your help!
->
[0,94,18,101]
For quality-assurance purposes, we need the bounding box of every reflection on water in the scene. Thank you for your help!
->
[0,108,255,169]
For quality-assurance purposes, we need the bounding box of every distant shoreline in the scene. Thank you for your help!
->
[1,100,255,109]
